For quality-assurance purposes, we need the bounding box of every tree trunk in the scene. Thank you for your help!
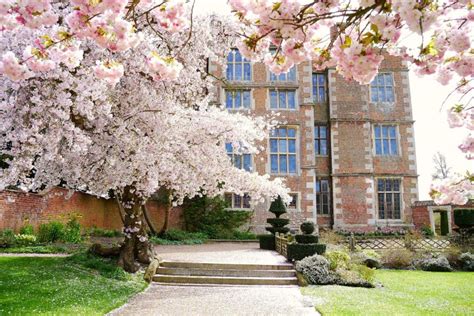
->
[115,196,126,224]
[158,202,171,236]
[117,187,155,273]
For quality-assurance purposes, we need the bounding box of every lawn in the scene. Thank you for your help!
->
[0,253,147,315]
[302,270,474,315]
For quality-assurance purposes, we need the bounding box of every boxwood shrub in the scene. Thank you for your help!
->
[454,209,474,229]
[287,243,326,261]
[295,235,318,244]
[258,234,275,250]
[266,218,290,228]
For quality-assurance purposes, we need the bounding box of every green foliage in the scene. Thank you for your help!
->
[350,264,375,284]
[295,234,318,244]
[258,234,275,250]
[420,225,434,237]
[266,218,290,227]
[38,221,65,243]
[381,248,414,269]
[63,217,82,243]
[325,250,351,270]
[0,229,16,247]
[287,243,326,261]
[459,252,474,271]
[87,227,123,237]
[263,196,289,240]
[19,224,34,235]
[0,245,73,254]
[269,195,286,218]
[231,230,257,240]
[300,221,315,234]
[296,254,374,288]
[454,209,474,229]
[149,236,204,245]
[162,229,208,241]
[14,234,37,246]
[362,249,381,260]
[182,195,252,239]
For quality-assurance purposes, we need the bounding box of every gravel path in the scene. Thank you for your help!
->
[109,284,317,316]
[109,243,318,316]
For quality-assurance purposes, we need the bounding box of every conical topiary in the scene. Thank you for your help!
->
[265,196,290,235]
[269,195,287,218]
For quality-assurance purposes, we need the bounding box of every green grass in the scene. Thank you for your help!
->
[0,244,86,254]
[302,270,474,315]
[0,253,147,315]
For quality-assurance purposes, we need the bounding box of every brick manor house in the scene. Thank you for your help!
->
[212,49,419,233]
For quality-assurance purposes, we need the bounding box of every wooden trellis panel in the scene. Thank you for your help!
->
[348,235,451,251]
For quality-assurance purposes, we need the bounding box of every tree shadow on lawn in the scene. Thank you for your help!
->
[0,254,146,315]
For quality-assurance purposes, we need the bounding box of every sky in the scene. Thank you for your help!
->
[194,0,471,200]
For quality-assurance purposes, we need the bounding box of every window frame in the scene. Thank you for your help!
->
[226,142,252,172]
[312,73,327,103]
[287,192,300,211]
[226,49,252,81]
[370,72,395,103]
[224,193,252,210]
[268,89,298,110]
[376,177,403,220]
[315,178,331,215]
[373,124,400,157]
[314,124,329,156]
[268,66,297,82]
[269,126,298,175]
[224,89,252,111]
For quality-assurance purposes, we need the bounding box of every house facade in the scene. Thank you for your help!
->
[213,50,419,233]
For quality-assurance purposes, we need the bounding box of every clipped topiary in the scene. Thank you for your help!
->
[269,195,287,218]
[258,195,290,250]
[300,221,315,234]
[287,220,326,261]
[288,243,326,261]
[265,195,290,235]
[258,234,276,250]
[295,234,318,244]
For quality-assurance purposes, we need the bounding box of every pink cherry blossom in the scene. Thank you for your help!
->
[93,60,124,85]
[0,51,33,81]
[147,53,183,81]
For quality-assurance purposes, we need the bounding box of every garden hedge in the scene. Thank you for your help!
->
[287,243,326,261]
[295,235,318,244]
[454,209,474,229]
[258,234,275,250]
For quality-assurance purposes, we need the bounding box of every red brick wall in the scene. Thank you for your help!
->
[0,188,183,232]
[412,205,430,229]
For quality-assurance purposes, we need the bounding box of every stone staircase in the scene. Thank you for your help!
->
[153,261,297,286]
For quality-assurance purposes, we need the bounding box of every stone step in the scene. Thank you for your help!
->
[159,261,294,271]
[152,274,298,286]
[157,267,296,278]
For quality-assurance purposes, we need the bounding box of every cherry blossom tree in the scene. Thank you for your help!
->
[0,2,289,272]
[228,0,473,204]
[0,0,473,269]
